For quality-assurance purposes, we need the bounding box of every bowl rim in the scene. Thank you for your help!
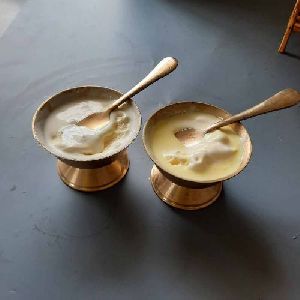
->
[142,101,253,184]
[32,85,142,162]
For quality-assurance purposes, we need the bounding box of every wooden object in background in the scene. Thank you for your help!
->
[278,0,300,53]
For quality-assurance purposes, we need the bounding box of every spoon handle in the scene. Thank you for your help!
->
[205,88,300,133]
[108,57,178,112]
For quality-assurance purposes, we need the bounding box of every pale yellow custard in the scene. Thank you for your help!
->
[149,111,244,182]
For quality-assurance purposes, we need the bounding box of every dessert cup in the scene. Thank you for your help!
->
[32,86,141,192]
[143,102,252,210]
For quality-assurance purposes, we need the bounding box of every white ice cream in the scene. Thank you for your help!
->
[43,99,138,159]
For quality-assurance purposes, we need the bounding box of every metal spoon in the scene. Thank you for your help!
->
[78,57,178,129]
[175,88,300,146]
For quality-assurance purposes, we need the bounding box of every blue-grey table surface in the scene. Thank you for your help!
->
[0,0,299,299]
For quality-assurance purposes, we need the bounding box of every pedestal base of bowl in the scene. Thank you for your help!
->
[57,151,129,192]
[150,165,222,210]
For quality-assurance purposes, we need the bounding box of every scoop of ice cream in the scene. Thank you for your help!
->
[54,111,130,155]
[57,124,110,155]
[164,130,237,171]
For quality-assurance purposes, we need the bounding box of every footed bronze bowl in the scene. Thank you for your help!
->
[143,102,252,210]
[32,86,141,192]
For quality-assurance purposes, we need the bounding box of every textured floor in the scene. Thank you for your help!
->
[0,0,300,299]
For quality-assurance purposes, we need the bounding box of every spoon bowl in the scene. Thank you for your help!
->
[174,127,203,146]
[77,110,111,130]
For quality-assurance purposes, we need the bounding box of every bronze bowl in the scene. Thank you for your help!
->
[32,86,141,192]
[143,102,252,210]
